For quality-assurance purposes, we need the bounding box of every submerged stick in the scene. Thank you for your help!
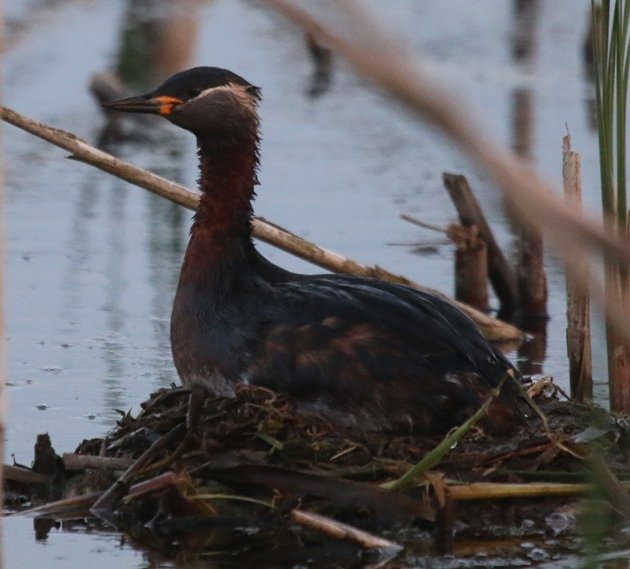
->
[290,509,403,553]
[0,106,522,342]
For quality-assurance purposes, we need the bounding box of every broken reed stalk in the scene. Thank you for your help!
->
[447,223,489,312]
[13,471,185,518]
[389,446,630,506]
[62,453,133,472]
[400,214,488,310]
[447,481,602,500]
[265,0,630,350]
[562,135,593,402]
[122,471,190,503]
[442,173,518,319]
[0,106,522,343]
[290,509,403,553]
[90,422,184,519]
[382,374,508,492]
[3,464,50,485]
[12,492,100,518]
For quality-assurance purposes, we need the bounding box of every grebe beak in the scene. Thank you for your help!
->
[102,94,183,116]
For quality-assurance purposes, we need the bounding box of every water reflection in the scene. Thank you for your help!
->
[510,0,548,377]
[102,182,129,411]
[511,88,534,160]
[145,184,187,388]
[95,0,201,144]
[93,0,201,404]
[511,0,540,63]
[305,33,334,98]
[62,174,100,320]
[115,0,201,88]
[3,1,619,567]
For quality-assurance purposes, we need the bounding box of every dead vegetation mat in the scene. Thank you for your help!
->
[8,383,630,564]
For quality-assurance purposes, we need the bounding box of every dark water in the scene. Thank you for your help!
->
[2,0,615,566]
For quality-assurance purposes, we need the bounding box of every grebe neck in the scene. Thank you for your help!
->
[178,134,260,296]
[193,135,259,240]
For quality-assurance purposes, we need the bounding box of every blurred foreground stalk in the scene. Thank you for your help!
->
[591,0,630,412]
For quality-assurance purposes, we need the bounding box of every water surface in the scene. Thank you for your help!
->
[3,1,612,566]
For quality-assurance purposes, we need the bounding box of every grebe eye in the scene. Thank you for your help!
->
[188,87,202,98]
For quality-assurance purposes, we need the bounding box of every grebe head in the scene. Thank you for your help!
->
[103,66,261,143]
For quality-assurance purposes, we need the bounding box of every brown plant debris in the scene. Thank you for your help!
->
[6,381,630,565]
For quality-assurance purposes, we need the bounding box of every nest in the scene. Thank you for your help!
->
[7,381,630,566]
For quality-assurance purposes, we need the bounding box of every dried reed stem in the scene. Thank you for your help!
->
[12,492,99,518]
[3,464,49,485]
[562,135,592,402]
[62,453,133,472]
[0,105,522,342]
[447,481,595,500]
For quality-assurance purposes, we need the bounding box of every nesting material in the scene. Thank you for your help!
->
[7,381,630,564]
